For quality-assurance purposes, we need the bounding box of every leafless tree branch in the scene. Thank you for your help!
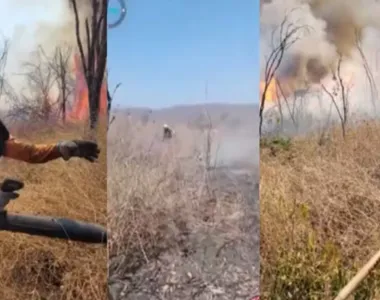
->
[354,29,378,114]
[260,11,310,136]
[321,55,351,139]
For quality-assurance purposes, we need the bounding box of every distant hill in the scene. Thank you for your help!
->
[112,103,258,130]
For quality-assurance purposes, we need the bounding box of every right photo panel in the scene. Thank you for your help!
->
[261,1,380,299]
[108,0,259,299]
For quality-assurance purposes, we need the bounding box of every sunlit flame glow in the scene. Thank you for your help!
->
[260,73,355,106]
[260,79,278,104]
[69,54,107,121]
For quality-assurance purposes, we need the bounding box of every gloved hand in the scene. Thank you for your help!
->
[0,190,18,210]
[57,140,100,162]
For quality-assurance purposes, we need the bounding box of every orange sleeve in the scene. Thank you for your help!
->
[3,138,62,164]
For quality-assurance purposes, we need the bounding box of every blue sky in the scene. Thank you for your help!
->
[108,0,259,108]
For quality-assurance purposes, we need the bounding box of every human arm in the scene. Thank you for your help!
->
[4,137,61,163]
[3,137,100,164]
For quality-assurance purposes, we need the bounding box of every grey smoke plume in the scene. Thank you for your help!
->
[261,0,380,127]
[0,0,92,109]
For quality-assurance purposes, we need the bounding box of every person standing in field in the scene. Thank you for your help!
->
[162,123,175,141]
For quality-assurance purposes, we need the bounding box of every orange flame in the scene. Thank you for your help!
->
[260,79,278,103]
[260,72,356,106]
[69,54,107,121]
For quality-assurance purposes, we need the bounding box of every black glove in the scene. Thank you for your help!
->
[0,190,18,210]
[57,140,100,162]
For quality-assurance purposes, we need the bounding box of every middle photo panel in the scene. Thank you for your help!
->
[107,0,259,299]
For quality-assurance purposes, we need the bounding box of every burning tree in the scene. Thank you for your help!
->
[70,0,107,130]
[260,11,309,136]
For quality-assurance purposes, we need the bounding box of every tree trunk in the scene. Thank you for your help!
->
[107,88,111,123]
[61,80,67,124]
[88,84,99,130]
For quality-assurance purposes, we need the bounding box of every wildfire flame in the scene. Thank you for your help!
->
[69,54,107,121]
[260,74,355,106]
[260,79,278,104]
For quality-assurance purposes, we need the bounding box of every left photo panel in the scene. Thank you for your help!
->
[0,1,107,299]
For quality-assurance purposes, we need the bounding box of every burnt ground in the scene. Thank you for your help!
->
[108,104,258,300]
[108,164,259,300]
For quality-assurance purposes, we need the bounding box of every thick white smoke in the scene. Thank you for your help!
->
[0,0,91,110]
[261,0,380,133]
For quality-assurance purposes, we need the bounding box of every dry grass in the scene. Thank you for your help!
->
[0,122,107,300]
[108,119,257,299]
[261,121,380,299]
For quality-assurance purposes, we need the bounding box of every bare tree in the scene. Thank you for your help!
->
[0,39,12,124]
[47,45,75,123]
[13,48,57,122]
[354,30,378,114]
[203,110,213,171]
[321,55,351,138]
[7,45,74,125]
[70,0,107,130]
[108,83,121,113]
[260,11,308,136]
[0,39,8,102]
[107,80,121,128]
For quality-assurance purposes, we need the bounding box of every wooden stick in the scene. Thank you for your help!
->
[334,249,380,300]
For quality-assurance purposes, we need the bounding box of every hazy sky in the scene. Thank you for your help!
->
[108,0,259,108]
[0,1,66,91]
[0,1,259,110]
[0,2,63,35]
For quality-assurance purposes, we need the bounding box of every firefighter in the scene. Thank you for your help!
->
[163,124,174,141]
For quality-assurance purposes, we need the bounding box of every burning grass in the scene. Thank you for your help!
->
[0,122,107,300]
[261,121,380,299]
[108,120,258,299]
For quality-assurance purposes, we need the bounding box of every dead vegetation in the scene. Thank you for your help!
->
[259,4,380,298]
[0,2,108,298]
[108,118,258,299]
[0,122,107,300]
[261,121,380,299]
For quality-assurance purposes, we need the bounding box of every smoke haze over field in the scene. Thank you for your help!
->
[0,1,92,109]
[261,0,380,126]
[111,104,258,174]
